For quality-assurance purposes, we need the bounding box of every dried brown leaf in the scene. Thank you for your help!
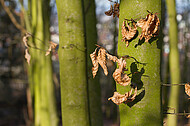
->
[105,5,113,16]
[105,3,119,18]
[106,53,118,62]
[108,87,137,105]
[137,12,160,42]
[90,48,99,78]
[121,20,137,47]
[108,92,127,105]
[113,58,130,86]
[45,41,58,56]
[186,115,190,118]
[126,86,137,102]
[113,3,119,18]
[185,83,190,97]
[97,48,108,76]
[45,46,52,56]
[25,48,31,65]
[22,32,31,47]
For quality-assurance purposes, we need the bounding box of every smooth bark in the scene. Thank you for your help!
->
[56,0,90,125]
[84,0,103,125]
[166,0,181,125]
[30,0,59,126]
[117,0,162,125]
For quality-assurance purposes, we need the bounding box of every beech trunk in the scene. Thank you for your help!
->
[56,0,90,125]
[166,0,181,125]
[84,0,103,125]
[117,0,162,125]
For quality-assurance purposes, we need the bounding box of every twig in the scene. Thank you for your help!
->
[28,46,47,52]
[0,0,27,33]
[27,33,49,47]
[121,55,147,66]
[162,83,188,86]
[163,112,190,116]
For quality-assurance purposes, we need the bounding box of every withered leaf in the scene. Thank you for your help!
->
[105,5,113,16]
[113,58,130,86]
[125,86,137,103]
[45,41,58,56]
[97,48,108,76]
[185,83,190,97]
[121,20,137,47]
[137,12,160,42]
[90,47,108,78]
[113,3,120,18]
[108,92,127,105]
[22,32,31,47]
[108,87,137,105]
[186,114,190,118]
[106,53,118,62]
[105,3,119,18]
[90,48,99,78]
[25,48,31,65]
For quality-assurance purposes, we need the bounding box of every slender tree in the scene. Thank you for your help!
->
[84,0,103,125]
[30,0,59,126]
[116,0,162,125]
[0,0,59,126]
[56,0,90,125]
[166,0,181,125]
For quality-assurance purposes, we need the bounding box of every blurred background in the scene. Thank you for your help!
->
[0,0,190,126]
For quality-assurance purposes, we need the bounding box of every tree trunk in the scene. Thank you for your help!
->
[84,0,103,125]
[56,0,90,125]
[117,0,162,125]
[0,0,59,125]
[166,0,181,125]
[29,0,59,126]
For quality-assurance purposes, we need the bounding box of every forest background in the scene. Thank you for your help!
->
[0,0,190,126]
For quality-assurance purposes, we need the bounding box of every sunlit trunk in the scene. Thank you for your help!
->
[117,0,162,125]
[166,0,181,125]
[56,0,90,125]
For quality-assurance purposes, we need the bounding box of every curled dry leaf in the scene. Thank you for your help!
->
[105,5,113,16]
[90,48,99,78]
[106,53,118,62]
[113,58,130,86]
[90,47,108,78]
[105,3,119,18]
[137,12,160,42]
[121,20,137,47]
[108,87,137,105]
[23,32,31,47]
[185,83,190,97]
[186,114,190,118]
[113,3,120,18]
[108,92,127,105]
[45,41,58,56]
[97,48,108,76]
[25,49,31,65]
[125,86,137,103]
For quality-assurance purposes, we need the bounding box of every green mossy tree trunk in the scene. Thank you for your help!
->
[28,0,59,126]
[56,0,90,125]
[84,0,103,126]
[166,0,181,125]
[117,0,162,125]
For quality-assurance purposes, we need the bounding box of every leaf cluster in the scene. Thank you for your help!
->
[121,12,160,47]
[22,33,58,65]
[90,45,137,105]
[105,0,119,18]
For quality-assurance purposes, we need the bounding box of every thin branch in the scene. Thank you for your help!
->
[0,0,27,33]
[163,112,190,116]
[27,32,48,46]
[162,83,188,86]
